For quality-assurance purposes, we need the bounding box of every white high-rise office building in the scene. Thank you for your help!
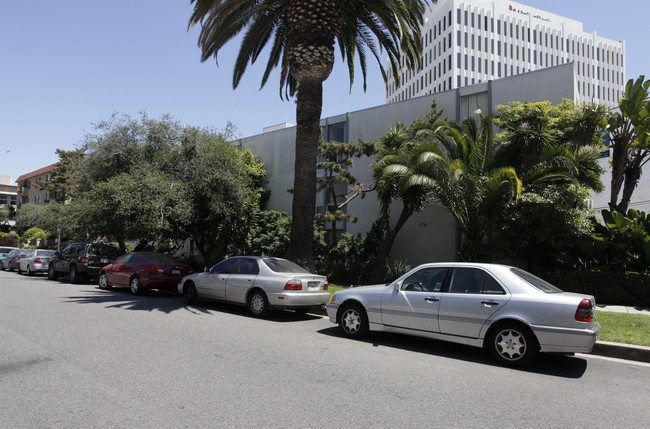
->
[385,0,626,107]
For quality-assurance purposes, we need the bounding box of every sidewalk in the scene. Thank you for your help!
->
[592,304,650,363]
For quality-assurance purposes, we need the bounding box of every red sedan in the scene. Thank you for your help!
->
[98,252,194,295]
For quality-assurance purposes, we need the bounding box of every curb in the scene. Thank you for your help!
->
[591,341,650,363]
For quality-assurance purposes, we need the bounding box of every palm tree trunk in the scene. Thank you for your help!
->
[370,206,413,283]
[287,80,323,270]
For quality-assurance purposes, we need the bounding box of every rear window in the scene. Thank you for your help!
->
[89,245,121,259]
[37,250,57,257]
[144,253,181,264]
[511,268,563,293]
[262,258,310,274]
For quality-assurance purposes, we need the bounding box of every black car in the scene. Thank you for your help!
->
[48,242,121,283]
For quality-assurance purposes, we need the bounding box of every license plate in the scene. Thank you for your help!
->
[100,258,109,264]
[308,282,319,291]
[172,270,181,275]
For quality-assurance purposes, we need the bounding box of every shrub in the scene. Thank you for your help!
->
[543,270,650,307]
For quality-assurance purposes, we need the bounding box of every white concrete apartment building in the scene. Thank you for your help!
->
[385,0,626,107]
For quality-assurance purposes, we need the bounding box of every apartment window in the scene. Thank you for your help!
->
[465,33,468,48]
[457,75,461,87]
[478,58,482,73]
[533,30,536,44]
[457,30,461,46]
[471,34,475,49]
[464,54,468,70]
[464,10,468,26]
[457,53,461,68]
[498,41,501,56]
[497,20,501,35]
[471,12,474,27]
[478,14,481,30]
[457,8,461,24]
[478,36,481,51]
[471,56,475,71]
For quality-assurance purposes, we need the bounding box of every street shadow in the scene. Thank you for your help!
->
[64,288,186,314]
[65,287,322,322]
[184,300,323,322]
[317,327,588,378]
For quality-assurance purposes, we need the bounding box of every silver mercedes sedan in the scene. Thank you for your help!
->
[326,262,600,366]
[178,256,330,318]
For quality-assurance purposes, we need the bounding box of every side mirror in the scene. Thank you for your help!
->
[394,281,402,292]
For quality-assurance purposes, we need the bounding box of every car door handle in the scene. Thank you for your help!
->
[481,301,499,306]
[425,297,440,303]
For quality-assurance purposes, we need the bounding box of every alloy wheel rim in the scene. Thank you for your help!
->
[342,309,361,333]
[99,275,107,288]
[495,329,526,361]
[131,278,138,293]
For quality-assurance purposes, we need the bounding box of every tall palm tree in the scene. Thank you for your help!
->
[189,0,432,268]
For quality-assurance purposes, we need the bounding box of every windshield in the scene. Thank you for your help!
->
[263,258,310,274]
[511,268,563,293]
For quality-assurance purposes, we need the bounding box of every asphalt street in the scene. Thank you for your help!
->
[1,270,649,428]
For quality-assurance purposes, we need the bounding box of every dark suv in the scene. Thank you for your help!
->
[48,242,122,283]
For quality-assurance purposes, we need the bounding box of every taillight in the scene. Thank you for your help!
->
[575,299,595,322]
[16,256,21,261]
[34,258,42,264]
[284,279,302,290]
[145,265,165,274]
[80,256,89,264]
[323,283,329,290]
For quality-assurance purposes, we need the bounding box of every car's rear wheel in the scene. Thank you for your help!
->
[130,276,141,295]
[486,322,538,366]
[98,272,111,290]
[48,264,58,280]
[247,289,269,318]
[338,303,369,338]
[187,282,198,305]
[7,262,13,272]
[70,265,82,284]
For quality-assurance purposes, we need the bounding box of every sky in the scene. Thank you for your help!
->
[1,0,648,184]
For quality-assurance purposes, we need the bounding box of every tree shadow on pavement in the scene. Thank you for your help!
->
[317,327,588,378]
[64,288,186,314]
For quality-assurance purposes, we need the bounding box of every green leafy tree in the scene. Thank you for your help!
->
[37,149,84,202]
[16,204,45,233]
[602,76,650,212]
[317,138,378,244]
[189,0,434,269]
[493,100,607,269]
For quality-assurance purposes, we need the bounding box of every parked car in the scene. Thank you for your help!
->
[48,242,121,283]
[178,256,330,317]
[18,249,57,275]
[326,262,600,366]
[1,248,30,271]
[98,252,194,295]
[0,246,18,266]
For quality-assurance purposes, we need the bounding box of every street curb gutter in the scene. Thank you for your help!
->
[591,341,650,363]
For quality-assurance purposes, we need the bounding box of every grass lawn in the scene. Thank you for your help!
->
[328,286,650,347]
[596,311,650,347]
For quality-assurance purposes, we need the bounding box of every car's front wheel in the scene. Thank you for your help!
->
[98,272,111,290]
[186,282,198,305]
[130,276,142,295]
[247,289,269,318]
[486,322,538,366]
[338,303,369,338]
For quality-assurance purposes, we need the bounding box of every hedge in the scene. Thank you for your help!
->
[543,270,650,307]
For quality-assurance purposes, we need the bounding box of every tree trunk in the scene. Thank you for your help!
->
[609,134,629,210]
[370,205,413,283]
[287,80,323,271]
[620,151,646,213]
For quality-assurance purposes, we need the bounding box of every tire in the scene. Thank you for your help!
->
[98,272,111,290]
[187,282,198,305]
[337,303,369,338]
[486,322,538,366]
[48,264,58,280]
[17,264,22,274]
[8,262,14,272]
[70,265,82,284]
[130,276,142,295]
[26,265,32,276]
[247,289,269,318]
